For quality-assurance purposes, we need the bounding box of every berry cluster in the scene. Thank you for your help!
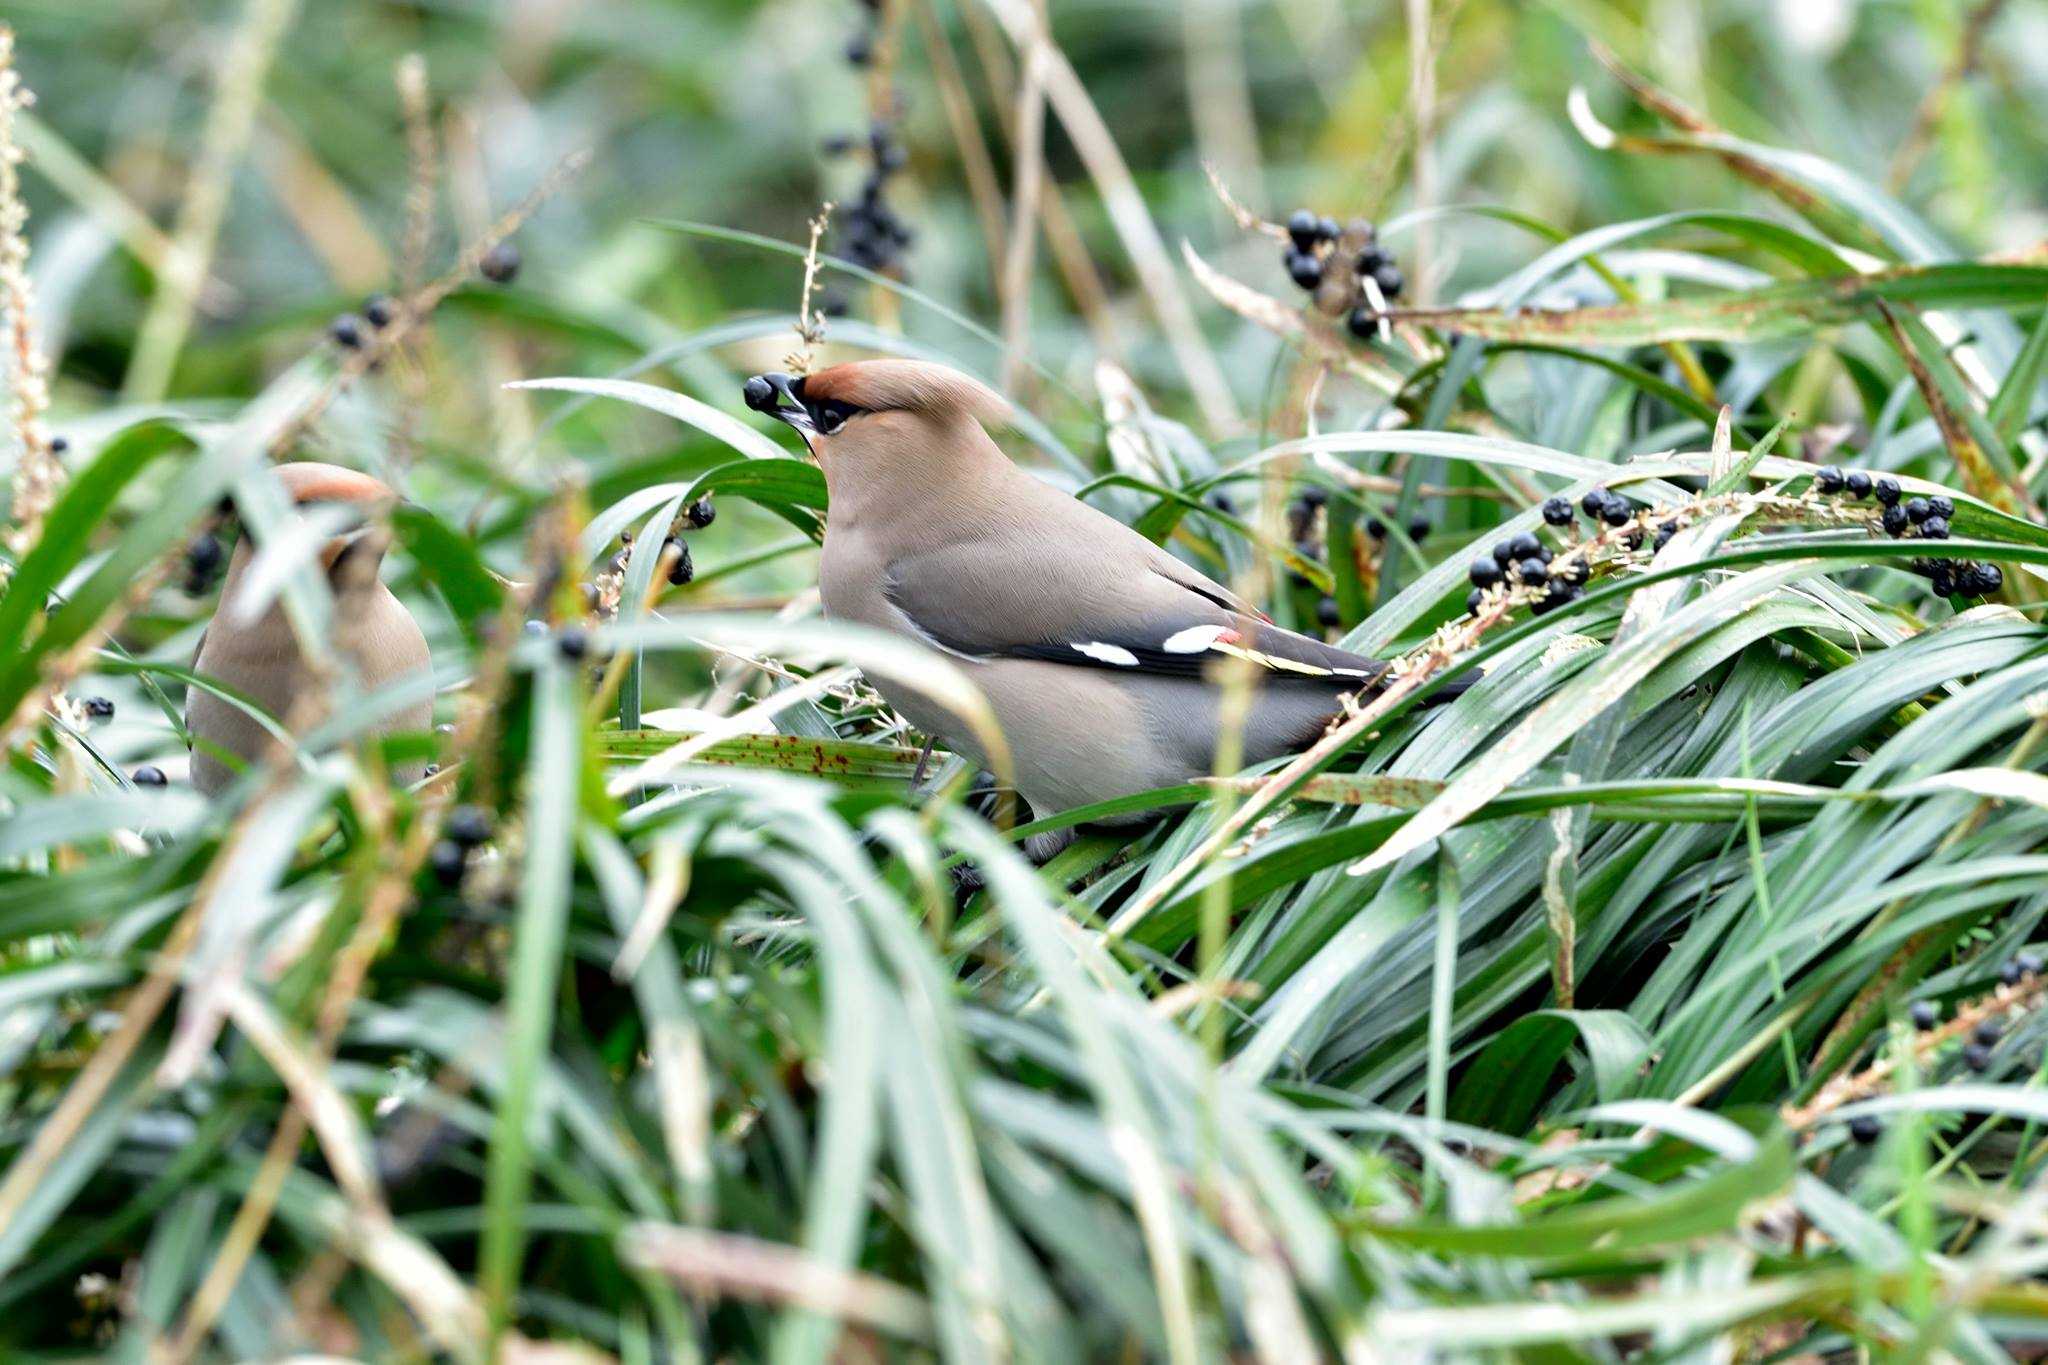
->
[598,491,712,618]
[1811,467,2001,600]
[1905,949,2043,1065]
[1821,951,2045,1145]
[327,244,517,352]
[1464,489,1646,620]
[824,121,913,280]
[429,803,493,888]
[1276,209,1405,339]
[821,2,911,289]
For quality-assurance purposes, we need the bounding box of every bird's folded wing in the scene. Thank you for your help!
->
[880,540,1386,685]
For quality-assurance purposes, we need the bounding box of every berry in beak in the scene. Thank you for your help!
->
[743,372,814,431]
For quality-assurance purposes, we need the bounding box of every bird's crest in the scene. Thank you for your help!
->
[801,360,1011,428]
[273,462,396,506]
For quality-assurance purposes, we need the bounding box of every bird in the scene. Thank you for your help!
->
[185,462,432,796]
[743,358,1462,857]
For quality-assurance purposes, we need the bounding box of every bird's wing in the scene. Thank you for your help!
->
[879,534,1387,686]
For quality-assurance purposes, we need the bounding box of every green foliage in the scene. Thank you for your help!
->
[5,1,2048,1360]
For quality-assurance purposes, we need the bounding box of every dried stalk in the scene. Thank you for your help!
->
[997,9,1048,394]
[1889,0,2013,190]
[1,25,57,565]
[785,204,835,377]
[1786,970,2048,1132]
[123,0,300,403]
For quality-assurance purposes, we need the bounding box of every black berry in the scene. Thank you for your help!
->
[1516,557,1548,582]
[556,628,589,660]
[1346,306,1380,339]
[1964,1042,1992,1072]
[1315,216,1340,244]
[685,497,716,529]
[1816,466,1845,493]
[1406,515,1431,542]
[49,435,69,454]
[1491,540,1517,567]
[1541,497,1573,527]
[1874,477,1900,506]
[1371,261,1404,299]
[665,536,695,586]
[1580,489,1611,519]
[429,839,467,887]
[1928,496,1955,520]
[1466,588,1484,614]
[844,32,873,65]
[1507,532,1542,561]
[1848,1115,1881,1145]
[1905,498,1932,524]
[83,696,114,720]
[1920,516,1951,540]
[1930,563,1955,596]
[1882,505,1909,536]
[1845,471,1872,498]
[1469,556,1502,588]
[1316,597,1341,628]
[132,765,166,787]
[363,294,395,328]
[2019,951,2042,976]
[1284,250,1323,290]
[480,242,522,284]
[1601,499,1631,527]
[1975,1019,2002,1046]
[187,534,224,575]
[2001,958,2025,986]
[1285,209,1319,252]
[1909,1000,1938,1030]
[329,314,364,349]
[446,805,491,848]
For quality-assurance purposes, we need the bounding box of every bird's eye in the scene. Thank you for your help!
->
[811,400,859,435]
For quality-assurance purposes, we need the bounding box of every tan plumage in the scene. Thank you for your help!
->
[186,462,432,795]
[744,360,1447,853]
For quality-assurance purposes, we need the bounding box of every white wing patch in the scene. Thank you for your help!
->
[1162,624,1231,654]
[1071,641,1140,666]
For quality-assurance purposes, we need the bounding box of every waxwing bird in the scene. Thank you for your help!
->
[186,463,432,796]
[744,359,1461,854]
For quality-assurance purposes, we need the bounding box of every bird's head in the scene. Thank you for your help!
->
[260,462,402,580]
[742,360,1010,474]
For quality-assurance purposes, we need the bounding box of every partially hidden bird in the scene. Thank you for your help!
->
[744,359,1462,856]
[186,462,432,796]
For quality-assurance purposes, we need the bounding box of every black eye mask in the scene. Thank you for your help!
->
[809,399,861,435]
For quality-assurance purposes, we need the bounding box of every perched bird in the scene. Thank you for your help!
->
[744,359,1461,855]
[186,463,432,795]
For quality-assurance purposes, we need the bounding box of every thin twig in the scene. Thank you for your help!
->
[907,0,1007,295]
[997,2,1048,394]
[267,147,589,459]
[978,0,1242,434]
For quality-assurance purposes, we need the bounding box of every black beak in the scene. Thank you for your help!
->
[743,372,814,432]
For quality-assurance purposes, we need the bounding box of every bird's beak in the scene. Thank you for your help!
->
[743,372,814,432]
